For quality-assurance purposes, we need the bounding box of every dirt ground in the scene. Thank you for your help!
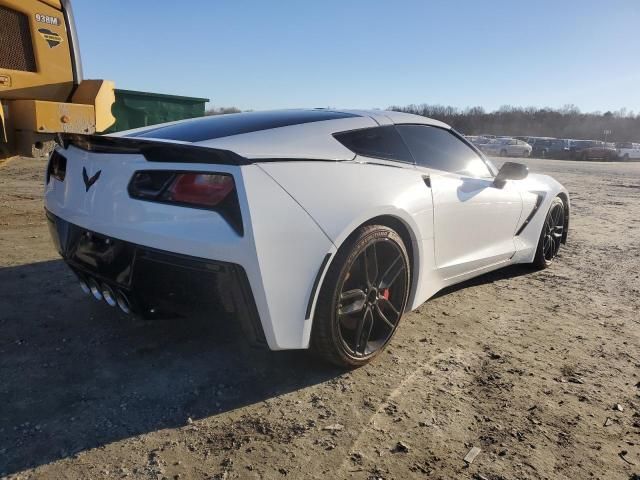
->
[1,155,639,480]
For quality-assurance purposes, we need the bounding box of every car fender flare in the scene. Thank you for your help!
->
[302,206,426,346]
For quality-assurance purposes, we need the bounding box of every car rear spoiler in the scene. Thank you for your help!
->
[57,133,251,165]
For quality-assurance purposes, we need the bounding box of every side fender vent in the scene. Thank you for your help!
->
[516,193,544,236]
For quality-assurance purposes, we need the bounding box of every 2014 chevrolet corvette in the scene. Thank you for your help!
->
[45,109,569,366]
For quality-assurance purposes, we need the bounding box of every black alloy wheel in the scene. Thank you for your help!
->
[312,225,410,367]
[533,197,565,269]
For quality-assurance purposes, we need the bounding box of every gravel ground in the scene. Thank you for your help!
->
[0,155,639,480]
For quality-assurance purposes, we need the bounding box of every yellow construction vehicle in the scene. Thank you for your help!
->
[0,0,115,158]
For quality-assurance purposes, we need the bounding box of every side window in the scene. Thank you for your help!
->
[333,126,413,163]
[396,125,493,178]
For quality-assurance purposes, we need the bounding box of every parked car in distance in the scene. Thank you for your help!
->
[532,139,572,159]
[569,140,591,157]
[572,140,618,161]
[479,138,532,157]
[526,136,555,146]
[616,142,640,160]
[466,135,491,146]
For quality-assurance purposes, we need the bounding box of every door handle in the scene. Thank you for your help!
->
[422,175,431,188]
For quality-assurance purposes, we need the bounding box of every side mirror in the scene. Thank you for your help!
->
[494,162,528,188]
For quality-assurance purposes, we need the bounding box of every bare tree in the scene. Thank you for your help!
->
[388,104,640,142]
[205,107,242,116]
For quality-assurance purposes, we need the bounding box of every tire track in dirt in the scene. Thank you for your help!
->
[335,348,453,477]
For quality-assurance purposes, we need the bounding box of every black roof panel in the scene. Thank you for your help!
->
[129,109,359,143]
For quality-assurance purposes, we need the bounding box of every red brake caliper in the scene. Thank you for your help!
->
[382,288,390,300]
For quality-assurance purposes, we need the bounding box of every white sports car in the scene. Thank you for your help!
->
[45,109,569,367]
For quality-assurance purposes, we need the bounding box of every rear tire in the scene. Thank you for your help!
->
[532,197,565,269]
[311,225,410,367]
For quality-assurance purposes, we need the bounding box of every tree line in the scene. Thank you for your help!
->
[388,104,640,142]
[205,104,640,142]
[205,106,242,116]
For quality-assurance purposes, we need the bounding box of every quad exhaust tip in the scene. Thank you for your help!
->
[116,290,131,314]
[87,278,102,301]
[101,284,117,307]
[78,277,91,295]
[76,272,132,314]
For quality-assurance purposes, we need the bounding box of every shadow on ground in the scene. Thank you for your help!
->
[0,259,539,475]
[432,263,536,299]
[0,260,342,475]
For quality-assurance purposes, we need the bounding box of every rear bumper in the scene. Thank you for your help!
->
[46,209,266,346]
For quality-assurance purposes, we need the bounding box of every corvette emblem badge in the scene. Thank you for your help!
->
[82,167,101,192]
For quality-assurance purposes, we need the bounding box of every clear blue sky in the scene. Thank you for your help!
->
[74,0,640,113]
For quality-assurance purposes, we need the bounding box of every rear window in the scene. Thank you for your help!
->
[129,110,358,143]
[333,126,413,162]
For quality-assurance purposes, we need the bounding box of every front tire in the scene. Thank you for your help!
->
[532,197,565,269]
[311,225,410,367]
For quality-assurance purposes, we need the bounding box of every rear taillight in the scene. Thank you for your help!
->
[128,171,243,235]
[47,150,67,183]
[163,173,234,207]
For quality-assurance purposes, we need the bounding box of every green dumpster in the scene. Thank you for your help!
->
[106,89,209,133]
